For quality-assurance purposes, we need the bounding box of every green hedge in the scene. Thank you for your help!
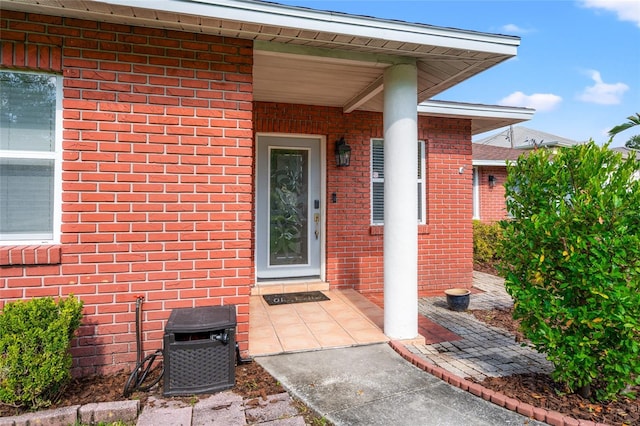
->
[498,141,640,401]
[473,220,503,265]
[0,296,84,410]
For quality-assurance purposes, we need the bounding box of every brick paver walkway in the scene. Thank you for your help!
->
[407,271,553,381]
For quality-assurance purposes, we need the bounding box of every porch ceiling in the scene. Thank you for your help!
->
[3,0,520,113]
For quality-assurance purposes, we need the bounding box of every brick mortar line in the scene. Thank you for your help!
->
[388,340,604,426]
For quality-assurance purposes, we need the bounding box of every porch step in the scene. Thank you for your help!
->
[251,280,329,296]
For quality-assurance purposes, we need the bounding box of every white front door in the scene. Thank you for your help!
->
[256,135,322,280]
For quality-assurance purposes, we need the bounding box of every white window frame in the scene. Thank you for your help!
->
[472,167,480,220]
[371,138,426,225]
[0,70,62,245]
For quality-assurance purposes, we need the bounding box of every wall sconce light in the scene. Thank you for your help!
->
[488,175,496,188]
[335,137,351,167]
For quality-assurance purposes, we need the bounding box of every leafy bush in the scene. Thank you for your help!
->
[0,296,84,409]
[472,220,503,265]
[498,141,640,401]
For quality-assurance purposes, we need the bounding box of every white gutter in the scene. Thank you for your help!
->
[472,160,508,166]
[101,0,520,56]
[418,100,535,121]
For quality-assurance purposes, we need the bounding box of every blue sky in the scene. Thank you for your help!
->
[272,0,640,147]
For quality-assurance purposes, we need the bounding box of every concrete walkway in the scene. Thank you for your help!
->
[257,344,545,426]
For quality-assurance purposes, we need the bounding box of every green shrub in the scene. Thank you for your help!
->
[498,141,640,401]
[472,220,503,265]
[0,296,84,410]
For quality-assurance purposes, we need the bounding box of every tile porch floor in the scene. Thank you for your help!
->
[249,287,462,356]
[249,289,388,356]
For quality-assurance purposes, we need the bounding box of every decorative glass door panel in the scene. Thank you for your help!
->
[256,136,321,280]
[269,149,308,266]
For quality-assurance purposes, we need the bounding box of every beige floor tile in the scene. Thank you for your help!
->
[307,322,356,347]
[328,310,369,324]
[268,314,302,327]
[282,283,310,293]
[315,332,356,348]
[295,305,334,323]
[292,302,326,314]
[249,297,264,308]
[307,282,330,292]
[347,326,388,344]
[249,286,388,356]
[276,323,311,337]
[305,320,342,335]
[342,317,380,331]
[252,284,284,295]
[249,337,283,356]
[279,334,320,352]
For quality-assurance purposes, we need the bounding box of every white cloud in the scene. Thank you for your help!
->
[498,91,562,112]
[578,70,629,105]
[580,0,640,28]
[500,24,531,34]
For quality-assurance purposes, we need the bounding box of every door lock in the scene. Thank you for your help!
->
[314,213,320,239]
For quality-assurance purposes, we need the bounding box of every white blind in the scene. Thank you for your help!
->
[371,139,425,225]
[0,71,58,241]
[371,139,385,224]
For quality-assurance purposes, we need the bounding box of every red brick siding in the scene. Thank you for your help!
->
[2,11,476,376]
[0,11,253,376]
[477,166,509,222]
[421,121,474,294]
[255,103,473,296]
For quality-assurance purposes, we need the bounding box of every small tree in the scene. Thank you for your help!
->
[625,134,640,150]
[498,141,640,401]
[609,113,639,150]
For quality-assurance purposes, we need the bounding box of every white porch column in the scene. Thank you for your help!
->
[383,63,418,340]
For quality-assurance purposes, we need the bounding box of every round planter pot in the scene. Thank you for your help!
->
[444,288,471,312]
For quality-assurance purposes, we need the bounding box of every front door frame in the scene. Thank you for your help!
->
[255,132,326,283]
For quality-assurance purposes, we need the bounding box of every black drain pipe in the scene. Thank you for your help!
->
[123,296,164,397]
[135,296,143,366]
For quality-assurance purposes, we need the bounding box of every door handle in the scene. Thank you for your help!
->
[314,213,320,239]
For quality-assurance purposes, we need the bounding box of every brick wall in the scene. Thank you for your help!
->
[255,103,474,296]
[1,11,475,377]
[420,121,474,294]
[477,166,509,222]
[0,11,253,376]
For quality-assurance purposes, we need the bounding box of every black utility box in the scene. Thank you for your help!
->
[163,305,236,396]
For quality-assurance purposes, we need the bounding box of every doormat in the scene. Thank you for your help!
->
[263,291,330,306]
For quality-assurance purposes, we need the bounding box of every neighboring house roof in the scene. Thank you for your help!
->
[473,129,638,166]
[472,144,523,166]
[612,146,639,159]
[474,126,583,149]
[3,0,521,113]
[472,126,582,166]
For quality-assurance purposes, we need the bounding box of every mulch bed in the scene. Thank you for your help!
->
[0,361,321,422]
[470,306,640,425]
[473,262,500,276]
[471,373,639,425]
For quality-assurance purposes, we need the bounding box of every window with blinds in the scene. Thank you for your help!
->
[0,71,61,243]
[371,138,425,225]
